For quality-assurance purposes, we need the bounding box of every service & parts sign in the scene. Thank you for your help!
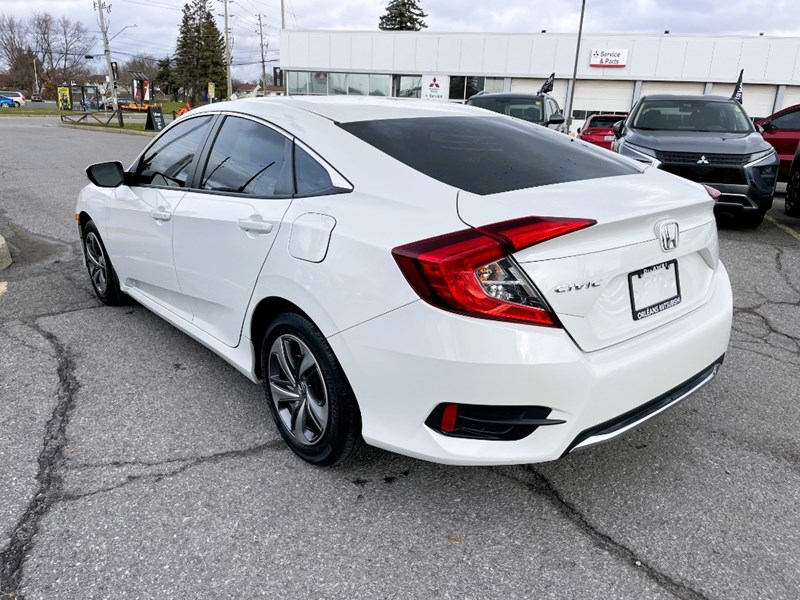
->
[590,48,628,67]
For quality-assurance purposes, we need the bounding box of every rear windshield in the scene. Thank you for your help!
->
[632,99,753,133]
[467,97,544,123]
[339,116,639,196]
[586,116,623,129]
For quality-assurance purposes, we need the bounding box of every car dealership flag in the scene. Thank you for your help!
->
[731,69,744,104]
[537,72,555,95]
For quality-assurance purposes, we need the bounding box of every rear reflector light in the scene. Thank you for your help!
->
[392,216,595,326]
[441,403,458,433]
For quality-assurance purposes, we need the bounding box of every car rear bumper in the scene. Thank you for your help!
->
[328,263,732,465]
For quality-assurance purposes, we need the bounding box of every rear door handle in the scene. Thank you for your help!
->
[150,210,171,222]
[238,219,273,234]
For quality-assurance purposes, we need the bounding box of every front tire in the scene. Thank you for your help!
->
[786,167,800,217]
[13,101,20,108]
[261,312,362,466]
[82,220,125,305]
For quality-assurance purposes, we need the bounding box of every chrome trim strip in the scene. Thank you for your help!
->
[570,363,720,452]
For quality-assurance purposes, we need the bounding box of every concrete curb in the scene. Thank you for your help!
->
[57,123,158,137]
[0,234,11,271]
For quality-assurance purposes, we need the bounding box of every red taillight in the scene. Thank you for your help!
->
[703,185,721,201]
[441,403,458,433]
[392,216,595,327]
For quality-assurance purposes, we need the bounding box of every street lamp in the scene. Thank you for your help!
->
[565,0,587,135]
[109,23,137,42]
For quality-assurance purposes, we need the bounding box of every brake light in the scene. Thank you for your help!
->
[392,216,595,326]
[703,185,721,201]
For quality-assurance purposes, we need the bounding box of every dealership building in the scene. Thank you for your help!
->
[278,30,800,128]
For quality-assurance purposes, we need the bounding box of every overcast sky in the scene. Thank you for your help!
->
[2,0,799,81]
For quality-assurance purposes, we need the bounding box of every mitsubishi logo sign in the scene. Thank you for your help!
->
[697,155,710,164]
[656,220,680,252]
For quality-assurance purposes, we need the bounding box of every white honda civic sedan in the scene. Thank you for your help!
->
[76,97,732,466]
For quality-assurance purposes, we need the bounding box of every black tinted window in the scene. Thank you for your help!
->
[295,145,335,196]
[201,116,288,196]
[468,97,544,123]
[339,116,638,196]
[587,116,623,129]
[137,115,213,187]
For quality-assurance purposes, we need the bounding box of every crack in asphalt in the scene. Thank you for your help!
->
[0,324,78,600]
[61,441,284,502]
[497,466,712,600]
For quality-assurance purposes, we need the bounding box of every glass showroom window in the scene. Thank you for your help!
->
[484,77,505,94]
[309,72,328,95]
[347,74,369,95]
[369,75,391,97]
[288,71,309,95]
[394,75,422,98]
[330,73,347,95]
[450,76,486,102]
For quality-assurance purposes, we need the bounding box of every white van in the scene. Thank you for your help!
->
[0,91,27,107]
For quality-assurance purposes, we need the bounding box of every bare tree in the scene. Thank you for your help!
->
[122,52,159,82]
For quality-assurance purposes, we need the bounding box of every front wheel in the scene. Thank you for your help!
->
[13,101,20,108]
[262,312,362,466]
[82,220,125,305]
[786,168,800,217]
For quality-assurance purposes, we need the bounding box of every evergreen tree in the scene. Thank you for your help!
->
[155,56,180,101]
[378,0,428,31]
[174,0,227,104]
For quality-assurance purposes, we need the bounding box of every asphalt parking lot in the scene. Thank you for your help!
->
[1,116,799,600]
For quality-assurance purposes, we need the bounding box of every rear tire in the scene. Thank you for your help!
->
[13,101,20,108]
[786,167,800,217]
[261,312,363,466]
[82,220,126,305]
[737,209,766,229]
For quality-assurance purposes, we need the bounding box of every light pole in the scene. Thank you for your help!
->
[93,1,124,127]
[565,0,587,135]
[109,23,137,42]
[33,57,39,94]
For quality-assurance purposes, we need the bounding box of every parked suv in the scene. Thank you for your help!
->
[784,143,800,217]
[756,103,800,181]
[612,94,778,228]
[0,91,27,107]
[467,92,567,133]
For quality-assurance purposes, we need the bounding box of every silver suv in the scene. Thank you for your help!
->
[0,91,27,107]
[466,92,567,133]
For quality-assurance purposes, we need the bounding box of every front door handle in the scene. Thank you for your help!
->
[150,210,171,222]
[238,219,273,234]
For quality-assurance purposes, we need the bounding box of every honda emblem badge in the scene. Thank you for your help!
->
[657,220,680,252]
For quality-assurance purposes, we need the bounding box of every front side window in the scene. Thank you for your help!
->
[200,116,289,196]
[632,99,754,133]
[468,96,545,123]
[339,116,639,196]
[771,109,800,130]
[135,115,214,187]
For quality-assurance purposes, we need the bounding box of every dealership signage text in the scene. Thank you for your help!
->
[590,48,628,67]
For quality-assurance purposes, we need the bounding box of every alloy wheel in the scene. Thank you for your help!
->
[268,334,329,446]
[787,169,799,215]
[84,231,108,295]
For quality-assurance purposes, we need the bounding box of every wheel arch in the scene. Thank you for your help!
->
[249,296,318,380]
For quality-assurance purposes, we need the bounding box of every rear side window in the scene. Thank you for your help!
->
[200,116,290,196]
[587,116,622,129]
[339,116,639,196]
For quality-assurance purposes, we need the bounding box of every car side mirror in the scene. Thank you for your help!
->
[612,120,624,138]
[760,121,775,131]
[548,114,566,125]
[755,124,765,134]
[86,161,126,188]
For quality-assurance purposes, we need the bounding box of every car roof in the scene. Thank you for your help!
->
[194,96,497,123]
[468,93,546,100]
[639,94,735,103]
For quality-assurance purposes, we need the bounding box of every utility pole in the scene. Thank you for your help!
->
[565,0,586,135]
[33,57,39,94]
[223,0,232,99]
[280,0,285,29]
[93,0,124,127]
[257,14,267,95]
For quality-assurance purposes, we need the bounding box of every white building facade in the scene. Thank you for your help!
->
[279,30,800,124]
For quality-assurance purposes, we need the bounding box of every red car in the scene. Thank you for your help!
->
[578,114,627,149]
[756,103,800,181]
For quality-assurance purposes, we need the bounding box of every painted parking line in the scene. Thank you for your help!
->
[765,215,800,242]
[0,281,7,298]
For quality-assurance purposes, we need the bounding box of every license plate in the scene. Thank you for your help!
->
[604,135,615,141]
[628,260,681,321]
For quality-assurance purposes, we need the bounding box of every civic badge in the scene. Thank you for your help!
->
[656,220,680,252]
[697,155,709,164]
